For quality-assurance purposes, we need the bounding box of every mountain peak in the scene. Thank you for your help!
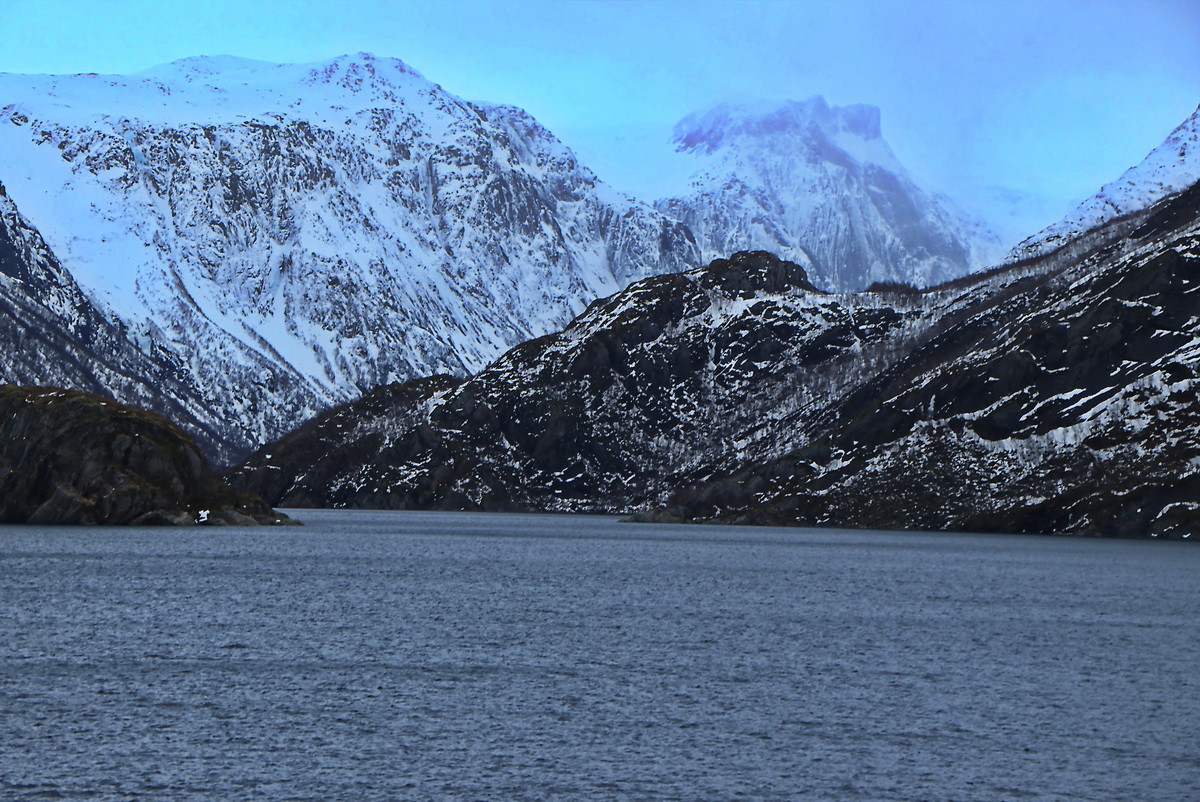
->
[0,52,444,129]
[0,52,699,459]
[137,54,282,78]
[671,97,882,156]
[301,52,427,90]
[657,95,994,290]
[133,52,428,94]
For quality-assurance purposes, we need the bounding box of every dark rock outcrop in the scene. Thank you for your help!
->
[0,385,294,525]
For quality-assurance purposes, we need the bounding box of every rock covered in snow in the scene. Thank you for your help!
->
[649,182,1200,538]
[0,53,699,458]
[1011,105,1200,261]
[227,248,949,513]
[232,179,1200,539]
[0,180,277,461]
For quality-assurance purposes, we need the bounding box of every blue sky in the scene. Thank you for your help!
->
[1,0,1196,214]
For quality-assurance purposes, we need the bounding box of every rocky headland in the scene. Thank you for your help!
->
[0,385,295,525]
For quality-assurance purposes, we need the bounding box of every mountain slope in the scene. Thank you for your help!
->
[655,98,1001,292]
[649,182,1200,538]
[0,181,291,460]
[0,53,698,456]
[1011,105,1200,261]
[231,179,1200,539]
[227,250,946,512]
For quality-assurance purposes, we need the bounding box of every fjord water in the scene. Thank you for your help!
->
[2,511,1197,800]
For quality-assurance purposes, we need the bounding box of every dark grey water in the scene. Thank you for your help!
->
[2,510,1198,800]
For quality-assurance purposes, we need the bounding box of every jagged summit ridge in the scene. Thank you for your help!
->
[3,53,435,124]
[656,96,1000,292]
[141,52,428,85]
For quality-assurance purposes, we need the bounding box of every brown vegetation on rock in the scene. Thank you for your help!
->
[0,385,295,525]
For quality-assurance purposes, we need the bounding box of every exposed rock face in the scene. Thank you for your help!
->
[0,181,263,462]
[0,385,292,525]
[229,250,934,511]
[232,181,1200,539]
[655,98,1001,291]
[0,53,699,459]
[230,374,466,509]
[647,183,1200,539]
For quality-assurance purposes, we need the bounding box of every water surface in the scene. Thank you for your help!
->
[2,511,1198,799]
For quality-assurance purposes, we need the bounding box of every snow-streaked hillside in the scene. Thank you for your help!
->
[0,180,322,461]
[0,53,698,455]
[658,182,1200,538]
[654,97,1002,291]
[1011,105,1200,260]
[231,181,1200,538]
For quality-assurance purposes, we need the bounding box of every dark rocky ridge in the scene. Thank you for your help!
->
[641,183,1200,538]
[0,385,293,525]
[230,182,1200,539]
[229,250,936,511]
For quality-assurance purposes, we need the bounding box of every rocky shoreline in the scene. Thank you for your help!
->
[0,385,295,526]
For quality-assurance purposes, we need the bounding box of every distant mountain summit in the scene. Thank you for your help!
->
[0,53,698,458]
[1011,105,1200,260]
[655,97,1001,291]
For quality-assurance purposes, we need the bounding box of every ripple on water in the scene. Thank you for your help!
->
[1,510,1198,800]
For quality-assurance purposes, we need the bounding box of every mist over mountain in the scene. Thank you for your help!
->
[653,97,1003,291]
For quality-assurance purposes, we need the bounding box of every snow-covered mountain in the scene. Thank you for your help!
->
[0,180,318,461]
[656,182,1200,537]
[0,53,698,457]
[1011,105,1200,261]
[654,98,1002,291]
[231,180,1200,538]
